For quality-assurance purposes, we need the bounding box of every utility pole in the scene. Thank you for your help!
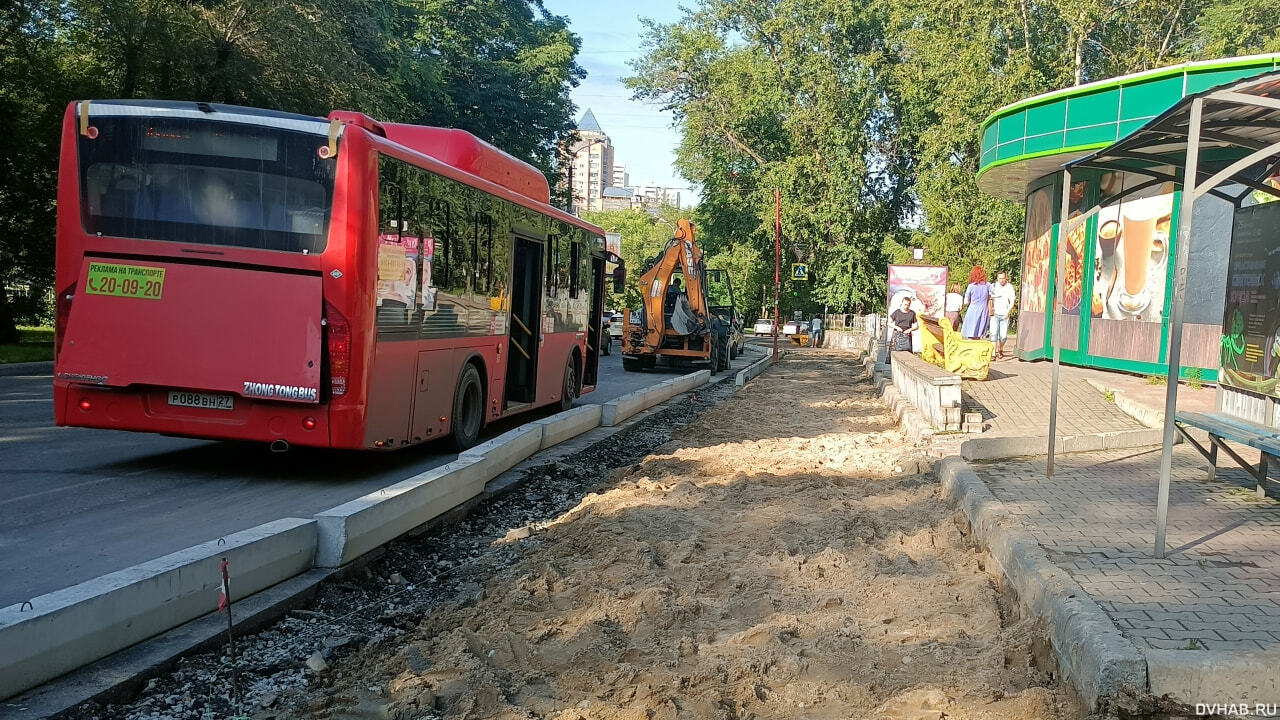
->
[773,189,781,362]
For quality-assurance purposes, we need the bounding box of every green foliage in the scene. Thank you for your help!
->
[0,0,584,338]
[1186,366,1205,390]
[629,0,1280,316]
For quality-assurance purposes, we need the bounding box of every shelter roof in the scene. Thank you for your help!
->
[1065,71,1280,207]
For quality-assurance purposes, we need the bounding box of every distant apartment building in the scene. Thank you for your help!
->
[567,109,613,213]
[601,187,635,212]
[634,183,682,210]
[612,164,629,190]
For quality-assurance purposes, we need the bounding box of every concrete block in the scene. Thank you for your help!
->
[1102,428,1165,449]
[459,424,544,478]
[601,389,647,426]
[0,518,316,700]
[960,435,1046,461]
[315,457,487,568]
[532,405,602,450]
[1147,649,1280,704]
[934,455,1148,710]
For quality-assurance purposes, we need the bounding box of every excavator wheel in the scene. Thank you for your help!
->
[708,334,720,375]
[716,329,731,372]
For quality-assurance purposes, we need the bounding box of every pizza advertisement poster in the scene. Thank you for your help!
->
[1021,186,1054,313]
[1220,201,1280,399]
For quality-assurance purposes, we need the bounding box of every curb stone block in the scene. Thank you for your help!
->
[314,458,488,568]
[1146,649,1280,704]
[934,456,1148,710]
[532,405,602,450]
[460,424,544,477]
[0,518,316,699]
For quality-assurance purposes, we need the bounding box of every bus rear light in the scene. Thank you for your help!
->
[79,398,92,411]
[302,417,317,430]
[86,126,99,139]
[324,302,350,398]
[55,286,75,358]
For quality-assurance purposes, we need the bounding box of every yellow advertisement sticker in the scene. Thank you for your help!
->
[86,262,165,300]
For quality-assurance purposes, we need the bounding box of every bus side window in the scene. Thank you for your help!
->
[569,240,582,299]
[473,211,493,294]
[376,157,411,328]
[546,234,559,298]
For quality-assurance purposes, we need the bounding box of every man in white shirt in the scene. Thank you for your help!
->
[989,271,1016,359]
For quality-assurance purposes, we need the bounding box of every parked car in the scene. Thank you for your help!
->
[606,310,624,339]
[753,318,777,335]
[783,319,809,336]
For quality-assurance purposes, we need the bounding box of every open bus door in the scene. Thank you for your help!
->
[504,236,543,408]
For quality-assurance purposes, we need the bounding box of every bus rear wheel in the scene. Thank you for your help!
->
[450,364,484,451]
[560,353,578,412]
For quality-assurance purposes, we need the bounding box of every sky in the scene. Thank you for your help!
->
[540,0,697,203]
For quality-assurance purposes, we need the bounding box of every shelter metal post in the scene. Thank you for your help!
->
[1047,169,1072,479]
[1155,97,1203,558]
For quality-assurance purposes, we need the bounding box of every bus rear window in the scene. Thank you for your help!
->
[78,116,335,253]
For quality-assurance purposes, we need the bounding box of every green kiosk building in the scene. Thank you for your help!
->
[977,54,1280,379]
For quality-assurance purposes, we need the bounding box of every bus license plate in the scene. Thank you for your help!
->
[167,391,234,411]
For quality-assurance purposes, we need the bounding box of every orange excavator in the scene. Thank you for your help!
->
[621,219,732,373]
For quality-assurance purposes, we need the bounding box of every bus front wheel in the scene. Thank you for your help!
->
[450,364,484,451]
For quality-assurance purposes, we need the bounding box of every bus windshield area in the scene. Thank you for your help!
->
[78,116,336,253]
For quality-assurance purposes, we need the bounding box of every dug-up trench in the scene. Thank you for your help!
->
[290,351,1083,720]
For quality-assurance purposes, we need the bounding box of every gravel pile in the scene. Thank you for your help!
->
[65,378,740,720]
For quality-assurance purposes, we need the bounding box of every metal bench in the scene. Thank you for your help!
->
[1175,411,1280,498]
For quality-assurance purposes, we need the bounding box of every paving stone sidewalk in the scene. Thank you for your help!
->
[962,360,1146,437]
[973,446,1280,652]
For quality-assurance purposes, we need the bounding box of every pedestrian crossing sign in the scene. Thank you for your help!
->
[791,263,809,281]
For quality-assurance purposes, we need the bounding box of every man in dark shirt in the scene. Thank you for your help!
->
[890,296,918,351]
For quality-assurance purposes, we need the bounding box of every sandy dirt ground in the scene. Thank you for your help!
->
[301,352,1082,720]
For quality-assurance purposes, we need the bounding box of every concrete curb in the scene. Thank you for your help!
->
[1082,378,1165,429]
[601,369,710,426]
[958,428,1165,461]
[314,458,490,568]
[0,360,52,377]
[1146,649,1280,704]
[531,404,602,449]
[734,351,772,386]
[0,518,316,700]
[934,456,1148,710]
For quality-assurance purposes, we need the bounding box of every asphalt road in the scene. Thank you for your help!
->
[0,347,762,607]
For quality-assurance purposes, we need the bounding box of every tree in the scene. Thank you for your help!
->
[0,0,584,340]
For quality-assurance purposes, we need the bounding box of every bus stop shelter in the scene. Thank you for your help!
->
[1043,70,1280,557]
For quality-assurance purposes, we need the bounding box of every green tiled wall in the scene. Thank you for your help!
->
[977,57,1280,182]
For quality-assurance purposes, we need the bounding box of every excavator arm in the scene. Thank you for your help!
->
[631,219,709,350]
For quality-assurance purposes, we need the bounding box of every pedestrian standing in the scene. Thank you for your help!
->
[810,315,823,347]
[988,271,1016,359]
[890,296,918,351]
[944,285,963,329]
[961,266,991,340]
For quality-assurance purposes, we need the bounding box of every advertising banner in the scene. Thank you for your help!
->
[1022,187,1053,313]
[887,265,947,318]
[1090,191,1174,323]
[1220,201,1280,399]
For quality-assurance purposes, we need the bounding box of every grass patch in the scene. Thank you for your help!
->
[1103,390,1116,403]
[1186,366,1204,390]
[0,325,54,363]
[1145,373,1167,386]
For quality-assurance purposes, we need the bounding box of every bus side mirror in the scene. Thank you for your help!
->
[612,266,626,294]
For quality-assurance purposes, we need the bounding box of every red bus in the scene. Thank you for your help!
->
[53,100,618,450]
